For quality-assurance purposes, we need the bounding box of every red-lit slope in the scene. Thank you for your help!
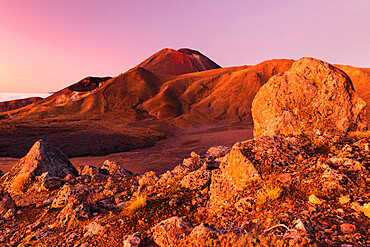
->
[335,65,370,124]
[134,48,221,75]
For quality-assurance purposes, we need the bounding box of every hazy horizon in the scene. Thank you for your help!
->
[0,92,53,102]
[1,0,369,93]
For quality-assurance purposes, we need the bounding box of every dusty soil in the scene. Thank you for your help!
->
[0,124,253,175]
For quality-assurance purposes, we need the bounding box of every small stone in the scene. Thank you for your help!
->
[340,223,356,234]
[190,152,200,158]
[64,174,73,181]
[339,195,351,205]
[363,203,370,218]
[123,232,141,247]
[309,194,325,205]
[294,218,310,235]
[3,209,15,220]
[42,177,63,191]
[169,198,180,207]
[351,202,364,213]
[234,197,254,212]
[277,173,291,183]
[84,221,105,237]
[180,170,211,190]
[151,216,192,246]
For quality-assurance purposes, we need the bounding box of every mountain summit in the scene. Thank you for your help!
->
[133,48,221,75]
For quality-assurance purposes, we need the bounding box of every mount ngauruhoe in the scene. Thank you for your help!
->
[0,48,369,159]
[0,53,369,246]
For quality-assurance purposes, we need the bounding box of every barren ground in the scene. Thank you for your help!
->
[0,124,253,175]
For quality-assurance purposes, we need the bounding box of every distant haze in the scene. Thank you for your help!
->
[0,93,52,102]
[0,0,369,93]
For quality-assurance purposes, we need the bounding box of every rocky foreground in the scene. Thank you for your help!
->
[0,134,370,247]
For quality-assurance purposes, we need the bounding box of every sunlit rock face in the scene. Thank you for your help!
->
[252,57,367,139]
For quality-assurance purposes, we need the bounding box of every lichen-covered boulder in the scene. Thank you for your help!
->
[252,57,367,139]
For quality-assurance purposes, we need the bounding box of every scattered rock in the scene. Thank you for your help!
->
[277,173,291,183]
[208,146,260,212]
[180,170,211,190]
[309,194,325,205]
[3,208,15,220]
[351,202,364,213]
[171,164,191,176]
[51,184,89,208]
[57,201,91,230]
[339,195,351,205]
[84,221,105,237]
[0,189,15,218]
[151,216,192,246]
[123,232,141,247]
[340,223,356,234]
[363,203,370,218]
[234,197,254,212]
[138,171,158,186]
[252,57,367,139]
[169,198,180,207]
[101,160,133,177]
[79,165,98,176]
[186,223,220,242]
[182,157,204,170]
[42,177,63,191]
[206,146,231,158]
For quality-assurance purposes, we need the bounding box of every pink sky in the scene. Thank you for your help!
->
[0,0,369,93]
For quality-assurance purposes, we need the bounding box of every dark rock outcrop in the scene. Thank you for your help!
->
[0,140,78,195]
[0,189,15,219]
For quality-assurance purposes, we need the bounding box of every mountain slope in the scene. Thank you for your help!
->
[0,97,42,113]
[0,49,369,159]
[336,65,370,123]
[133,48,221,75]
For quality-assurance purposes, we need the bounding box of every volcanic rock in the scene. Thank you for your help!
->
[79,165,98,176]
[100,160,133,177]
[151,216,193,247]
[180,169,211,190]
[0,190,15,218]
[252,57,367,139]
[206,146,231,159]
[0,140,78,195]
[123,232,141,247]
[51,184,90,208]
[208,136,307,213]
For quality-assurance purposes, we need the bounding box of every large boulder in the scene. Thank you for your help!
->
[252,57,367,139]
[208,136,307,213]
[0,140,78,195]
